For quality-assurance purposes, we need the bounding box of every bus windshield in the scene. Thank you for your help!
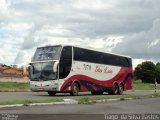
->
[30,61,57,81]
[32,46,61,62]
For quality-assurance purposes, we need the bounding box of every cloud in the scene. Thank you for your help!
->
[0,37,22,65]
[21,24,44,49]
[0,0,10,20]
[0,0,160,68]
[113,19,160,61]
[14,49,35,65]
[72,0,112,10]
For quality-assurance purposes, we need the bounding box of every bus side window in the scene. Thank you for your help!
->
[60,46,72,60]
[59,46,72,79]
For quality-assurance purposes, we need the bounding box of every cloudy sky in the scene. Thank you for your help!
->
[0,0,160,68]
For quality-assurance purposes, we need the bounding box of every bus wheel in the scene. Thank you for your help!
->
[108,84,119,95]
[48,91,56,96]
[118,84,124,95]
[70,83,79,96]
[113,84,119,95]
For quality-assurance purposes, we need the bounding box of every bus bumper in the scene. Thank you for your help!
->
[30,81,59,92]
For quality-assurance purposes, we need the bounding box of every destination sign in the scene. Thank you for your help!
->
[32,46,61,61]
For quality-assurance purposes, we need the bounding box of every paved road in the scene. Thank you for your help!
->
[0,90,159,102]
[0,98,160,120]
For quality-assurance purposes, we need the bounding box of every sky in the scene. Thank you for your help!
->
[0,0,160,69]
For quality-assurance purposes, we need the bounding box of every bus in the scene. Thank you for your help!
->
[29,45,133,96]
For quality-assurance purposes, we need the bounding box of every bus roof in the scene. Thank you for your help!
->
[38,44,132,59]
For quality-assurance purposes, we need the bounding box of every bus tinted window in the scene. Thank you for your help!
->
[60,46,72,60]
[59,46,72,79]
[74,47,131,67]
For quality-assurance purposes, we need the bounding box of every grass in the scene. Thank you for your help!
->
[0,82,30,91]
[133,80,160,90]
[0,98,64,106]
[78,97,90,104]
[77,93,160,104]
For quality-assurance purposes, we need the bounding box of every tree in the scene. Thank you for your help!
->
[156,62,160,84]
[134,61,156,83]
[134,64,143,80]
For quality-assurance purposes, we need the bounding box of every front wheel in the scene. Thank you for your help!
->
[70,83,79,96]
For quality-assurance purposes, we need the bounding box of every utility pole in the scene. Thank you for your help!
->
[154,78,157,94]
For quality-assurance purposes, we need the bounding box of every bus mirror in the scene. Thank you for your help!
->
[53,61,59,72]
[28,65,33,79]
[28,65,31,79]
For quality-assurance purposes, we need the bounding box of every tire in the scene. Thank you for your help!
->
[118,84,124,95]
[113,83,119,95]
[48,91,56,96]
[70,83,79,96]
[91,91,103,95]
[108,84,119,95]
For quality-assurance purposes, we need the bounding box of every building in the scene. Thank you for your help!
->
[1,67,23,76]
[0,63,29,77]
[0,68,3,75]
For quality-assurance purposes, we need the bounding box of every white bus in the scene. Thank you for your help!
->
[29,45,133,96]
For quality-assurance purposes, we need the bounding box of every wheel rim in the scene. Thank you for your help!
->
[119,85,123,94]
[73,86,78,94]
[72,84,79,95]
[114,84,118,94]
